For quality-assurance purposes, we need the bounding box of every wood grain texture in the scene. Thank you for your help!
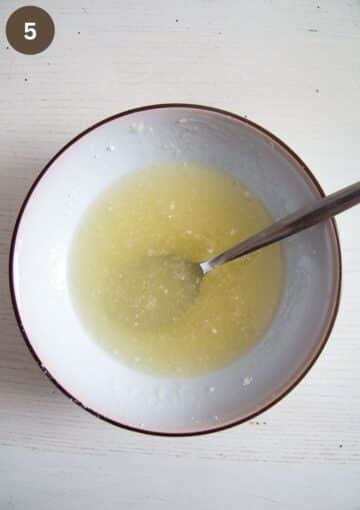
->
[0,0,359,508]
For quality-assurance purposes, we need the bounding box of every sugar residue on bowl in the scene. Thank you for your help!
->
[69,163,284,377]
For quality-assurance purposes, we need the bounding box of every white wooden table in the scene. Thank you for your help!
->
[1,1,359,508]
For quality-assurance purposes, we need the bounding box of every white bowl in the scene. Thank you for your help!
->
[10,104,341,435]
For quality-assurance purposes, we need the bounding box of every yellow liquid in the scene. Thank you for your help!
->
[69,163,284,376]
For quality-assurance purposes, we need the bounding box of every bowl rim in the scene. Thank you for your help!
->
[9,103,342,436]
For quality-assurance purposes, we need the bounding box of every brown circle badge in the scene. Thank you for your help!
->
[6,6,55,55]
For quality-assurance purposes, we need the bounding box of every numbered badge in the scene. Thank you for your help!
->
[6,6,55,55]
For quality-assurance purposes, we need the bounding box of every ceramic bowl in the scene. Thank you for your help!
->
[10,104,341,435]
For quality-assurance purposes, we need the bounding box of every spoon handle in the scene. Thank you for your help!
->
[203,181,360,273]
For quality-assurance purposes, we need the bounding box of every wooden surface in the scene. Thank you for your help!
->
[1,1,359,508]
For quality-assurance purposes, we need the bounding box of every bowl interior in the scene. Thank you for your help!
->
[11,106,340,434]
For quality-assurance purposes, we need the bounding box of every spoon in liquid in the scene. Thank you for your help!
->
[119,181,360,328]
[199,180,360,275]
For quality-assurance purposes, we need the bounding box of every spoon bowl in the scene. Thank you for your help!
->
[118,254,203,329]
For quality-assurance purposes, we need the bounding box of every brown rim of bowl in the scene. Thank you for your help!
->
[9,103,342,437]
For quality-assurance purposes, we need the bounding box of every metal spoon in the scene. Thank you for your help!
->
[124,181,359,327]
[199,181,360,275]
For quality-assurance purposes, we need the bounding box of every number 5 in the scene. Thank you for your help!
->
[24,22,37,40]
